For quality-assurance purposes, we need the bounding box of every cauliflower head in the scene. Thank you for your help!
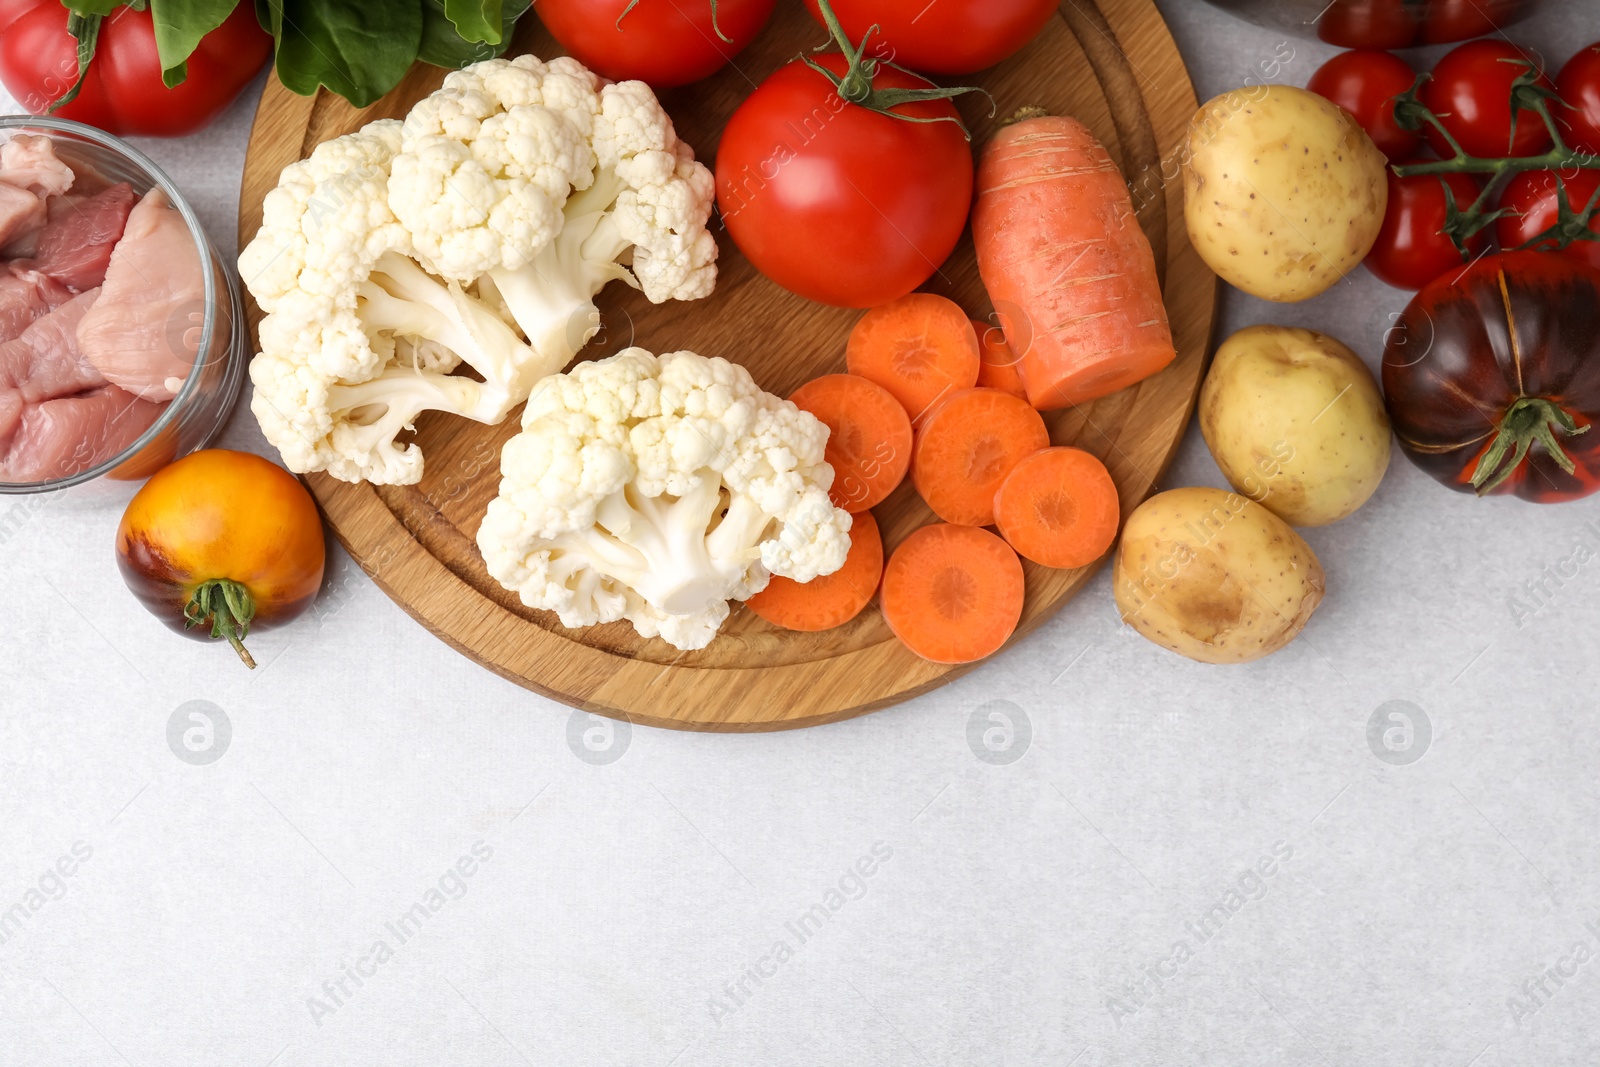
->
[477,349,852,651]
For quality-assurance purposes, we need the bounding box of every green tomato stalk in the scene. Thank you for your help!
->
[1391,61,1600,257]
[183,578,258,669]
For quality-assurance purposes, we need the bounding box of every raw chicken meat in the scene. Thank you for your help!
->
[0,184,45,249]
[0,134,74,197]
[76,187,202,401]
[0,266,70,343]
[0,290,104,445]
[26,182,135,291]
[0,384,163,482]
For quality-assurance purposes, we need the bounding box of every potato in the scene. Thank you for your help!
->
[1114,488,1325,665]
[1200,325,1391,527]
[1182,85,1387,302]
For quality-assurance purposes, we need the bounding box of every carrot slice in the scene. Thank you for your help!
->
[846,293,980,421]
[790,374,912,512]
[747,511,883,632]
[911,387,1050,526]
[994,447,1120,569]
[973,114,1176,410]
[972,317,1028,400]
[881,523,1025,664]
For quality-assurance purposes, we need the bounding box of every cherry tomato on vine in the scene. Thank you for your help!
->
[1496,169,1600,271]
[715,52,975,308]
[534,0,777,88]
[800,0,1058,75]
[1420,41,1555,160]
[1307,50,1421,161]
[1556,43,1600,156]
[1364,164,1487,290]
[1316,0,1418,50]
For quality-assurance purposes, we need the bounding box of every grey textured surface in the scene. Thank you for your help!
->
[3,3,1600,1064]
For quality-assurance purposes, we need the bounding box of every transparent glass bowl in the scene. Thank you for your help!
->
[0,115,247,495]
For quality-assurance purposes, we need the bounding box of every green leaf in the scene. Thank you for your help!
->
[417,0,526,69]
[441,0,501,44]
[263,0,422,108]
[149,0,237,88]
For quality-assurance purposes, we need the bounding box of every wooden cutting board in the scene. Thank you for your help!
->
[238,0,1215,731]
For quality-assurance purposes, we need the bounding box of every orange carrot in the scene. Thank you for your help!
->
[994,447,1120,569]
[846,293,979,421]
[972,316,1028,399]
[973,113,1176,410]
[790,374,912,512]
[911,387,1050,526]
[881,523,1025,664]
[747,510,883,632]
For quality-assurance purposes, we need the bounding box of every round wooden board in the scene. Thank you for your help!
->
[238,0,1215,732]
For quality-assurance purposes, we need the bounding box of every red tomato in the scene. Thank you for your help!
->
[1306,50,1420,161]
[1496,169,1600,271]
[800,0,1057,75]
[1418,0,1508,44]
[715,53,975,308]
[0,0,270,137]
[1365,164,1487,290]
[1557,43,1600,156]
[1316,0,1419,50]
[1421,41,1555,159]
[534,0,776,88]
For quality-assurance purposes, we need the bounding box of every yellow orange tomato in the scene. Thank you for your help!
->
[116,449,325,667]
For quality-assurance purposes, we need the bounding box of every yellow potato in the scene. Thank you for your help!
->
[1182,85,1387,302]
[1114,487,1325,665]
[1200,326,1391,527]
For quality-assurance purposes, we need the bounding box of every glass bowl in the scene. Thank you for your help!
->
[0,115,247,495]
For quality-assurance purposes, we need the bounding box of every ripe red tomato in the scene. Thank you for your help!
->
[0,0,270,137]
[800,0,1057,75]
[1418,0,1510,44]
[1365,164,1487,290]
[715,53,974,308]
[1496,169,1600,271]
[1316,0,1419,50]
[534,0,777,88]
[1421,41,1555,159]
[1557,43,1600,156]
[1307,50,1420,161]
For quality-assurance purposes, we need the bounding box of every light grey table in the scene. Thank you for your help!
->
[3,4,1598,1064]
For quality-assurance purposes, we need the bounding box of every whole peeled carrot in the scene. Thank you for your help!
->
[973,112,1176,411]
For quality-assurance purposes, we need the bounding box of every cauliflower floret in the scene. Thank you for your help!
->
[477,349,851,651]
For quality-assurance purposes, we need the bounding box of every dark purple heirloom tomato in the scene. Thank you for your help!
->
[1382,251,1600,502]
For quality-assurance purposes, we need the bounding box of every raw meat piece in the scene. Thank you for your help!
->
[0,289,104,401]
[0,184,45,249]
[0,385,163,482]
[76,187,203,400]
[27,182,135,292]
[0,266,70,343]
[0,134,74,197]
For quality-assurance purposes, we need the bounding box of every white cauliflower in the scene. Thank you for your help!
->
[386,56,718,365]
[240,122,545,484]
[477,349,852,651]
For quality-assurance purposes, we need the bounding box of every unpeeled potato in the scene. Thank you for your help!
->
[1183,85,1388,302]
[1114,488,1325,665]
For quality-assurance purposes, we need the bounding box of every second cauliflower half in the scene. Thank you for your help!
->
[239,54,718,485]
[477,349,853,651]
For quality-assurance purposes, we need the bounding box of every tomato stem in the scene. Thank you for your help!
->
[802,0,992,140]
[1470,396,1589,495]
[183,578,259,669]
[616,0,731,44]
[1391,67,1600,255]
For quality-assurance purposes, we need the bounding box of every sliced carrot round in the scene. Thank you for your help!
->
[994,447,1120,569]
[972,317,1027,400]
[881,523,1024,664]
[911,387,1050,526]
[846,293,980,421]
[747,511,884,632]
[790,374,912,512]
